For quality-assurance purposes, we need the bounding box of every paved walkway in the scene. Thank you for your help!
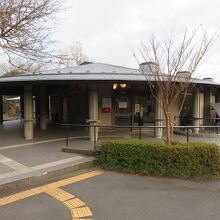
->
[0,121,95,187]
[0,141,94,186]
[0,120,220,188]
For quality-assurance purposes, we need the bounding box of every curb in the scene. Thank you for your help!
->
[0,160,94,194]
[62,147,97,156]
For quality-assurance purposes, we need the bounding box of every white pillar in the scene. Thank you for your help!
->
[193,88,201,134]
[40,85,47,130]
[154,92,163,138]
[24,85,33,139]
[89,85,99,141]
[0,95,3,125]
[204,87,212,125]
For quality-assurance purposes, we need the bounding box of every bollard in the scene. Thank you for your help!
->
[139,127,142,140]
[93,125,96,149]
[186,128,189,142]
[65,126,69,147]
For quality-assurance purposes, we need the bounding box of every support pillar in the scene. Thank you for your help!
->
[40,85,47,130]
[154,92,163,138]
[89,85,99,141]
[216,89,220,103]
[35,86,40,126]
[193,88,201,134]
[63,95,68,123]
[0,95,3,125]
[24,85,33,139]
[20,95,24,120]
[204,87,212,125]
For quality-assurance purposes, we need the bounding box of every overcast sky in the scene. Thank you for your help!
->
[52,0,220,82]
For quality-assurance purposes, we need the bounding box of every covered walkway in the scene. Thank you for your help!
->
[0,119,220,189]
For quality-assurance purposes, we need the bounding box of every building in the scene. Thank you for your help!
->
[0,62,219,140]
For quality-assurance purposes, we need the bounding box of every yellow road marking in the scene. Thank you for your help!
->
[46,188,93,219]
[46,188,75,202]
[14,190,36,199]
[31,186,48,194]
[0,195,19,205]
[64,198,85,209]
[0,170,103,219]
[71,207,93,218]
[46,170,103,189]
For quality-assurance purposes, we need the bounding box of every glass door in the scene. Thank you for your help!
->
[114,95,131,126]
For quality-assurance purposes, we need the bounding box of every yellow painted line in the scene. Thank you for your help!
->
[0,195,19,205]
[64,198,85,209]
[0,170,103,219]
[45,188,75,202]
[14,190,36,200]
[46,189,93,219]
[71,207,93,219]
[46,170,103,189]
[30,186,48,194]
[0,170,103,207]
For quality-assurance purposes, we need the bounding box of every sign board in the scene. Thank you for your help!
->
[135,104,140,113]
[119,101,127,109]
[102,98,112,113]
[102,98,112,108]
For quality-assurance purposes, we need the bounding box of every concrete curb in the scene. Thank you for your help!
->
[62,147,97,156]
[174,129,220,138]
[0,159,94,194]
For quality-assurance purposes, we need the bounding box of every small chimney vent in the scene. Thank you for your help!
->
[176,71,191,79]
[139,62,159,73]
[202,77,214,82]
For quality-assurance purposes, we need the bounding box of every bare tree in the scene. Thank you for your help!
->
[1,60,43,76]
[0,0,62,72]
[58,41,88,67]
[137,29,216,144]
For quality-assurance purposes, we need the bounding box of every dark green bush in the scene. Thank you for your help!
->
[95,140,220,179]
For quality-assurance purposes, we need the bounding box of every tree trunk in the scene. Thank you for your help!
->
[170,124,174,143]
[165,113,174,144]
[165,113,171,144]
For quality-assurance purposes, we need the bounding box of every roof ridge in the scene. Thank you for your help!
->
[94,62,138,70]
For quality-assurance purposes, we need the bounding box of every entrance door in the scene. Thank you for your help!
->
[133,95,155,125]
[114,95,131,126]
[68,84,89,124]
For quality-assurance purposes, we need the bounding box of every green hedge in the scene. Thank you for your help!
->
[95,140,220,179]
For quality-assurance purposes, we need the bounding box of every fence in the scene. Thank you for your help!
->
[61,124,220,149]
[175,116,220,126]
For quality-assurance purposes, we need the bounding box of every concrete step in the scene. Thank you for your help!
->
[62,147,97,156]
[0,156,95,193]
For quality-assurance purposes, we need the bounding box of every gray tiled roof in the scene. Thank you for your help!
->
[0,62,219,86]
[39,62,139,75]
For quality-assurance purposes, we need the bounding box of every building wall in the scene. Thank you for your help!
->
[48,83,215,128]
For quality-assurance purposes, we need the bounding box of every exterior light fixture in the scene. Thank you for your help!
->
[120,84,127,88]
[113,84,118,90]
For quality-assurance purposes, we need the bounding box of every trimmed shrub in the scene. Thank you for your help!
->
[95,140,220,179]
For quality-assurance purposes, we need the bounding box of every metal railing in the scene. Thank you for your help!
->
[175,116,220,126]
[61,124,220,149]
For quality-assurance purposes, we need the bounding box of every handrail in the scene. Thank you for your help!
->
[61,123,220,129]
[61,123,220,149]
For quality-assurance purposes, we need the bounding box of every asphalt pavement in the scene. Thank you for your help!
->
[0,168,220,220]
